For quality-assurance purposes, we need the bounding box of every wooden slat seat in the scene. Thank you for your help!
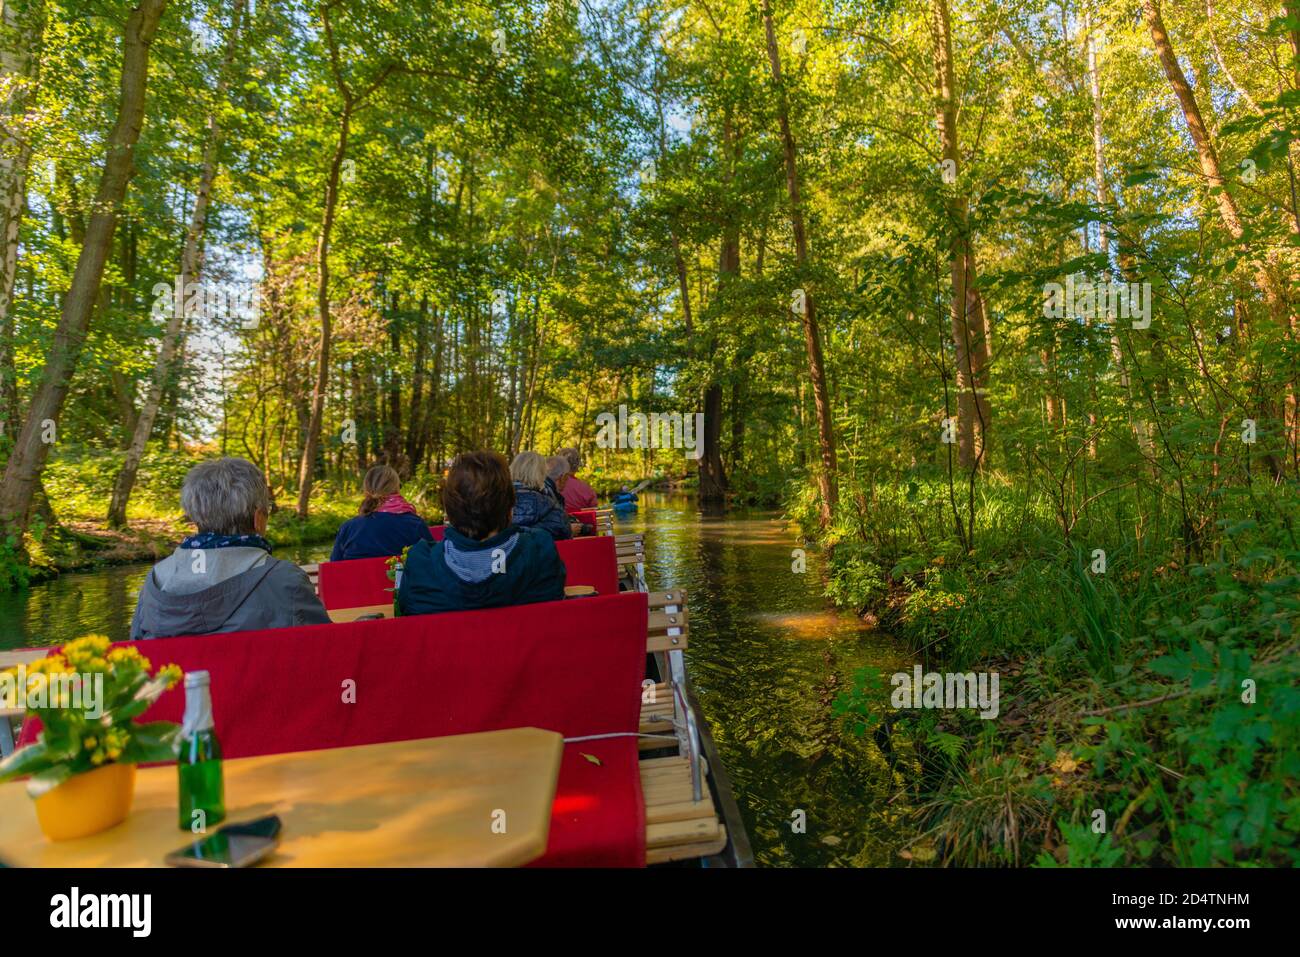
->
[641,754,727,864]
[645,588,688,653]
[639,680,672,749]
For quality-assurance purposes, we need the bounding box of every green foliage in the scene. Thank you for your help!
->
[1034,820,1125,868]
[821,478,1300,866]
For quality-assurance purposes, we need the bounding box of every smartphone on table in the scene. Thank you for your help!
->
[165,815,282,868]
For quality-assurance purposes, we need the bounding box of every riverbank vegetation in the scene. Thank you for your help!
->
[2,0,1298,865]
[798,478,1299,866]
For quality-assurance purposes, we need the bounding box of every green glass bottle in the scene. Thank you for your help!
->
[177,670,226,832]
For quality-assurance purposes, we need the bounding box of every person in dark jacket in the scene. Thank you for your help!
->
[130,457,330,640]
[330,464,434,561]
[509,451,572,540]
[398,450,567,616]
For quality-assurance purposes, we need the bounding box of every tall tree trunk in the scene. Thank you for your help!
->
[405,293,428,472]
[1086,10,1154,461]
[296,108,349,517]
[1143,0,1289,479]
[0,0,45,441]
[0,0,168,542]
[763,0,837,524]
[931,0,991,472]
[108,0,244,527]
[700,115,737,504]
[296,6,392,516]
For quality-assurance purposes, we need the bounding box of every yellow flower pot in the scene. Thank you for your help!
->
[33,763,136,841]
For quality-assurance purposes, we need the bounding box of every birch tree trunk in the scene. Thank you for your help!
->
[107,0,245,527]
[0,0,168,542]
[0,0,45,441]
[932,0,992,472]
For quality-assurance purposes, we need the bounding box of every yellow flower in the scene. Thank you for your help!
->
[107,647,145,667]
[62,635,110,669]
[84,737,98,749]
[27,655,69,676]
[106,748,122,760]
[90,749,106,766]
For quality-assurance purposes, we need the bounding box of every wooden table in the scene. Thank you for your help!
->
[327,586,598,623]
[0,727,563,868]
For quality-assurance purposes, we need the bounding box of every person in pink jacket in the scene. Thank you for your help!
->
[555,447,597,510]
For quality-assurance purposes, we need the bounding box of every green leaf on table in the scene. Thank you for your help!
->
[0,740,56,783]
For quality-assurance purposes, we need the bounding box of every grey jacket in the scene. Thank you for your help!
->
[129,546,330,640]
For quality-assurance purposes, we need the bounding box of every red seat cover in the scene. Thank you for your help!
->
[554,536,619,595]
[567,509,598,529]
[18,593,648,866]
[316,556,393,610]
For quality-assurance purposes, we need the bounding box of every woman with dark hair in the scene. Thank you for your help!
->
[330,464,434,561]
[397,450,567,616]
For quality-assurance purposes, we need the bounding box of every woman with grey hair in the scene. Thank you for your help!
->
[544,455,569,505]
[129,457,330,639]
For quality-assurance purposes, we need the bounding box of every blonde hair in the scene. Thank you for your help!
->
[510,451,548,490]
[359,464,401,515]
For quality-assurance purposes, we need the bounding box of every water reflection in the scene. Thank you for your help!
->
[1,494,918,866]
[0,542,331,649]
[617,494,919,867]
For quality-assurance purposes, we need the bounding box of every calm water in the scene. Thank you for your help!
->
[0,493,917,866]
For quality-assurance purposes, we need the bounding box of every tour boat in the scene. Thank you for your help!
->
[1,512,752,869]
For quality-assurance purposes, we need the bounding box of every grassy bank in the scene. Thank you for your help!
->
[1,449,370,590]
[791,475,1300,867]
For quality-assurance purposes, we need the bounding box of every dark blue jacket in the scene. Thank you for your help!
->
[331,511,434,562]
[511,483,572,540]
[397,524,567,616]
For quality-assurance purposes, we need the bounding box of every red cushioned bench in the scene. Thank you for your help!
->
[19,593,649,867]
[316,535,621,611]
[566,508,613,536]
[554,536,619,596]
[316,555,396,611]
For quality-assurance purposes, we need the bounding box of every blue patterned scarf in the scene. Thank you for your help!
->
[180,532,273,553]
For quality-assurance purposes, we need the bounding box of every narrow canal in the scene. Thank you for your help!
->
[0,493,918,866]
